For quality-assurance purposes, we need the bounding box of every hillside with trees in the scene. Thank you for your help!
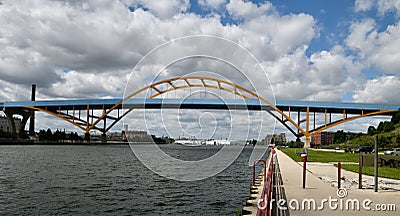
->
[335,110,400,149]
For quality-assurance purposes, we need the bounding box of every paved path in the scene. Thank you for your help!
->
[312,148,385,154]
[276,149,400,215]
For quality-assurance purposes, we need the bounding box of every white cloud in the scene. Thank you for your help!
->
[0,0,318,101]
[355,0,374,12]
[0,0,387,139]
[263,45,363,102]
[198,0,226,10]
[41,70,129,99]
[226,0,274,21]
[376,0,400,15]
[346,19,400,75]
[0,80,32,101]
[355,0,400,15]
[123,0,190,19]
[242,13,316,60]
[353,76,400,103]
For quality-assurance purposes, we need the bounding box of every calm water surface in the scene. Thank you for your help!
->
[0,144,267,215]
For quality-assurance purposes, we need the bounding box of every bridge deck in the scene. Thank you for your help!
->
[1,98,399,115]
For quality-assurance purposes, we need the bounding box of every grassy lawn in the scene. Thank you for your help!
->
[338,164,400,180]
[279,148,359,163]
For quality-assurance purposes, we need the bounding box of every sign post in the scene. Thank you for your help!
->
[301,153,307,189]
[374,135,378,192]
[338,162,341,189]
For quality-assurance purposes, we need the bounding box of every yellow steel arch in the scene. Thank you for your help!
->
[89,76,307,135]
[309,110,395,137]
[24,106,87,131]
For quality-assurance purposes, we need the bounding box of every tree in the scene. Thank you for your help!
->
[383,121,395,132]
[0,130,12,139]
[367,126,377,135]
[378,135,391,150]
[334,130,346,144]
[391,110,400,124]
[377,121,395,133]
[19,130,28,139]
[46,128,53,141]
[38,129,46,141]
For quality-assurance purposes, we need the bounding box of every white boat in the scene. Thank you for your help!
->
[205,139,247,145]
[174,139,202,146]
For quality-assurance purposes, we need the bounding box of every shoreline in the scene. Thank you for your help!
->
[0,140,154,145]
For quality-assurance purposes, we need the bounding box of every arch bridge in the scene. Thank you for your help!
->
[1,76,398,145]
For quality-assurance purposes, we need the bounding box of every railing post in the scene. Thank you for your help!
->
[359,154,363,189]
[338,162,341,189]
[252,161,256,186]
[374,135,378,192]
[301,153,307,189]
[253,160,267,186]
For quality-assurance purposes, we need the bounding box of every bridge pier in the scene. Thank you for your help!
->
[304,136,311,148]
[101,132,107,143]
[84,132,90,142]
[3,109,31,139]
[29,84,36,136]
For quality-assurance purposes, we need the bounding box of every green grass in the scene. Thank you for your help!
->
[338,164,400,180]
[280,148,359,163]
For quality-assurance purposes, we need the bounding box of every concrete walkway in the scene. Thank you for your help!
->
[276,149,400,215]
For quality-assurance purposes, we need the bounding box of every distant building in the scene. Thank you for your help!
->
[311,132,334,145]
[264,133,286,145]
[125,130,152,142]
[0,116,21,133]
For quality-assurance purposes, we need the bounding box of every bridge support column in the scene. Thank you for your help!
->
[4,110,17,139]
[4,109,31,139]
[19,113,31,138]
[304,136,311,149]
[84,132,90,142]
[29,84,36,136]
[101,132,107,143]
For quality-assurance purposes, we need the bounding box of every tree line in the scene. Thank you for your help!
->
[332,110,400,148]
[38,129,83,142]
[367,111,400,135]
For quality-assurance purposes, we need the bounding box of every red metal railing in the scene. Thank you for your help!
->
[256,147,275,216]
[252,160,266,186]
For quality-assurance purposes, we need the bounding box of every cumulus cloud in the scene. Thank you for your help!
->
[1,0,393,139]
[355,0,400,16]
[353,76,400,103]
[346,19,400,75]
[0,0,317,101]
[40,70,129,99]
[355,0,374,12]
[263,45,363,102]
[126,0,190,19]
[198,0,226,10]
[226,0,274,21]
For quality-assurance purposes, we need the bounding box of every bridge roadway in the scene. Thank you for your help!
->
[1,98,399,114]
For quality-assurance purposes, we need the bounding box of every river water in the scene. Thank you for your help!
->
[0,144,268,215]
